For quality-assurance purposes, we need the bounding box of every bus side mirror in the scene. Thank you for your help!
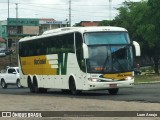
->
[133,41,141,56]
[82,43,89,59]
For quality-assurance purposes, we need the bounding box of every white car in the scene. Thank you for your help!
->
[0,67,22,88]
[0,52,6,57]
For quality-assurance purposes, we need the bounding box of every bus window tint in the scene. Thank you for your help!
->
[59,34,74,53]
[19,33,75,57]
[75,32,85,72]
[85,32,130,45]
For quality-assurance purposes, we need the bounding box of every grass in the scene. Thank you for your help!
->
[135,74,160,83]
[134,66,160,83]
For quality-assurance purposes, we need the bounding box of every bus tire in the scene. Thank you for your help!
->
[1,79,7,89]
[39,88,48,93]
[30,85,35,93]
[33,77,47,93]
[69,78,78,95]
[108,88,119,95]
[33,77,40,93]
[61,89,70,94]
[28,77,35,93]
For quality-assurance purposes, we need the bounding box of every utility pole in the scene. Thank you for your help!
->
[15,3,18,54]
[16,3,18,19]
[7,0,9,49]
[69,0,71,27]
[109,0,112,20]
[8,0,12,66]
[8,0,9,20]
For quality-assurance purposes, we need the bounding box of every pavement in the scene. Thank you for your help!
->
[135,81,160,85]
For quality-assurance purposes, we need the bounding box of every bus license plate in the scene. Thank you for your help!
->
[109,84,117,88]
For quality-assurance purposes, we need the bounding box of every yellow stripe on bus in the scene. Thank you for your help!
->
[20,55,58,75]
[103,72,133,80]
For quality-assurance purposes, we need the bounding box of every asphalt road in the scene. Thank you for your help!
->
[0,83,160,103]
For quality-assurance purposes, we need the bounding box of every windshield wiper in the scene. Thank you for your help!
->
[101,52,111,73]
[112,49,126,71]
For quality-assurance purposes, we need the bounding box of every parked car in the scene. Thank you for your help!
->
[0,49,13,55]
[0,67,22,88]
[0,51,6,57]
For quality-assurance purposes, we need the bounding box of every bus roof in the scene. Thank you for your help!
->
[19,26,127,42]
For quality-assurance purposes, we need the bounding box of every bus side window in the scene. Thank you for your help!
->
[67,33,74,53]
[57,33,74,53]
[40,40,46,55]
[75,32,85,72]
[46,37,52,54]
[19,43,24,57]
[25,42,30,56]
[46,36,58,54]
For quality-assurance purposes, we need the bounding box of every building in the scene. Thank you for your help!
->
[0,37,6,51]
[0,20,8,40]
[74,21,100,27]
[0,18,39,47]
[0,18,68,48]
[39,18,68,34]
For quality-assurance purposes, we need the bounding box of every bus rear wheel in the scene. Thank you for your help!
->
[29,84,47,93]
[28,82,35,93]
[61,89,70,94]
[32,78,47,93]
[38,88,47,93]
[108,88,119,95]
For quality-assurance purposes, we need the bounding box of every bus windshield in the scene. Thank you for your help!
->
[85,32,130,45]
[84,32,133,73]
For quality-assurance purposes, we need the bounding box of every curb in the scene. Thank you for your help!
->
[135,81,160,85]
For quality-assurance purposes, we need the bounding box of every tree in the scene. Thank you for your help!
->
[98,20,115,26]
[138,0,160,74]
[99,0,160,74]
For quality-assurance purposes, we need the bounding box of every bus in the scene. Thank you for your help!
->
[18,26,140,95]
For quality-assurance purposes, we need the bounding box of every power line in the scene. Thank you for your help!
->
[21,4,68,11]
[0,1,118,14]
[19,8,68,15]
[2,2,116,15]
[0,1,119,23]
[0,1,120,7]
[0,2,67,5]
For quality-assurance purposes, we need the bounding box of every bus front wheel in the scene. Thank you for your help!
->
[108,88,119,95]
[69,79,82,95]
[69,79,77,95]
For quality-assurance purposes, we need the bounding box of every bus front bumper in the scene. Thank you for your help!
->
[84,79,134,90]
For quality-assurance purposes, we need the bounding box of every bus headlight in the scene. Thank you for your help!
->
[125,76,133,80]
[88,78,101,82]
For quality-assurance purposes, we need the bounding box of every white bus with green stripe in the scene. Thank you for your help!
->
[18,26,140,95]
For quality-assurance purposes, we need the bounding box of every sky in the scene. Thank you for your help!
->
[0,0,141,25]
